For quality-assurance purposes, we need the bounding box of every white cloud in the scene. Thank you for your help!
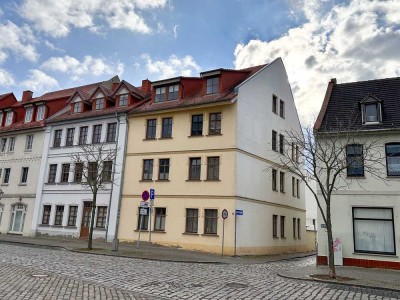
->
[141,53,201,79]
[0,21,38,63]
[173,25,179,39]
[41,55,124,80]
[0,68,15,86]
[234,0,400,125]
[20,69,58,92]
[44,40,65,53]
[20,0,167,37]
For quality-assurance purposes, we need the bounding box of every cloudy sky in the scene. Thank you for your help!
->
[0,0,399,124]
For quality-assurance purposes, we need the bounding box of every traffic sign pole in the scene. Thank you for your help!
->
[221,209,228,256]
[234,213,237,257]
[148,189,155,252]
[137,214,143,248]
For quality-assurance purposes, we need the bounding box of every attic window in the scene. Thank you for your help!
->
[0,113,3,126]
[119,94,128,106]
[95,98,104,110]
[36,105,45,121]
[206,77,219,94]
[155,87,166,102]
[5,111,13,126]
[25,107,33,123]
[361,96,382,124]
[168,85,179,100]
[74,102,82,113]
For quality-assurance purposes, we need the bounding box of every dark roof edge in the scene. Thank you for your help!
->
[314,78,336,133]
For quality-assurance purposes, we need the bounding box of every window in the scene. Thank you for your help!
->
[272,95,277,114]
[161,118,172,138]
[386,143,400,176]
[36,106,45,121]
[0,138,6,152]
[95,98,104,110]
[5,111,13,126]
[88,162,98,183]
[206,77,219,94]
[102,161,112,182]
[353,207,395,255]
[297,218,301,239]
[292,177,296,197]
[168,85,179,100]
[74,163,83,182]
[209,112,221,135]
[73,102,82,113]
[48,164,57,183]
[279,100,285,118]
[154,207,166,231]
[280,216,285,238]
[189,157,201,180]
[20,167,29,184]
[142,159,153,180]
[146,119,157,139]
[66,128,75,146]
[25,107,33,122]
[3,168,10,184]
[8,137,15,152]
[272,215,278,237]
[272,130,277,151]
[25,135,33,151]
[296,145,299,163]
[185,209,199,233]
[363,103,380,123]
[53,130,62,148]
[92,125,102,144]
[106,123,117,142]
[67,206,78,226]
[0,113,3,126]
[54,206,64,226]
[207,157,220,180]
[296,179,300,198]
[291,142,295,161]
[119,94,128,106]
[280,172,285,193]
[96,206,107,228]
[191,114,203,136]
[272,169,277,191]
[79,127,88,145]
[204,209,218,234]
[0,204,3,225]
[293,218,297,238]
[42,205,51,225]
[158,159,170,180]
[61,164,70,183]
[155,87,166,102]
[346,144,364,176]
[137,207,149,230]
[279,134,284,154]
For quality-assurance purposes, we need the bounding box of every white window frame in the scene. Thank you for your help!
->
[119,94,128,106]
[0,138,6,153]
[95,98,104,110]
[73,102,82,113]
[0,113,3,126]
[8,137,15,152]
[5,111,13,126]
[36,105,45,121]
[25,134,33,151]
[25,107,33,123]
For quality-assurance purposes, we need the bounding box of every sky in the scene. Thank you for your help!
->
[0,0,399,124]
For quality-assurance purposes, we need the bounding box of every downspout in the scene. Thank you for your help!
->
[105,112,120,241]
[112,112,129,251]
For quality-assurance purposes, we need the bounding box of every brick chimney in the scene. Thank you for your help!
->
[330,78,337,84]
[22,90,33,102]
[112,82,119,91]
[141,79,151,93]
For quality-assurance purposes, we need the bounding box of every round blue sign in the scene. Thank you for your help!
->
[141,190,149,201]
[222,209,228,219]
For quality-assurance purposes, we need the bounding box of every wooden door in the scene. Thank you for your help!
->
[80,202,92,239]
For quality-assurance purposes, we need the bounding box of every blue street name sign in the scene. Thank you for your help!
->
[150,189,155,200]
[235,210,243,216]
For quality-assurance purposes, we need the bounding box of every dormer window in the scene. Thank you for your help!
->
[73,102,82,113]
[206,77,219,94]
[5,111,13,126]
[25,107,33,123]
[36,105,45,121]
[119,94,128,106]
[168,85,179,100]
[361,96,382,124]
[95,98,104,110]
[0,112,4,126]
[155,87,166,103]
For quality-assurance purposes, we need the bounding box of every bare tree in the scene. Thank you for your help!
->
[273,120,385,279]
[70,143,118,250]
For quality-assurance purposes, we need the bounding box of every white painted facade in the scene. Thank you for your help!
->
[31,113,128,242]
[305,180,317,230]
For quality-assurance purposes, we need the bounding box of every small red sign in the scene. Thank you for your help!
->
[141,190,149,201]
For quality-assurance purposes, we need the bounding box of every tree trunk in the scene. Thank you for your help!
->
[326,206,337,279]
[88,191,97,250]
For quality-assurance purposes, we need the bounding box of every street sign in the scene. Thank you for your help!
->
[321,224,327,229]
[150,189,155,200]
[140,208,148,215]
[222,209,228,219]
[141,190,149,201]
[235,209,243,216]
[140,201,148,208]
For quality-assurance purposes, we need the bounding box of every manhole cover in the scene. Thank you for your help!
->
[225,282,249,289]
[32,274,49,278]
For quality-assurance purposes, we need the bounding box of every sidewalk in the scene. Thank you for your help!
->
[0,234,314,264]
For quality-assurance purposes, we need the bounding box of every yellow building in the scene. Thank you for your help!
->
[119,58,307,255]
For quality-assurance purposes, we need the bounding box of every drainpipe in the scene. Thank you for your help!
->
[112,112,129,251]
[105,113,120,241]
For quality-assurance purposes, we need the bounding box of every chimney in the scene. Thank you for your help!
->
[22,90,33,102]
[141,79,151,93]
[330,78,337,84]
[112,82,119,91]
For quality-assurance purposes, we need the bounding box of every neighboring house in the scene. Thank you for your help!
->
[0,90,67,236]
[31,77,148,241]
[305,180,317,251]
[118,58,307,255]
[314,77,400,269]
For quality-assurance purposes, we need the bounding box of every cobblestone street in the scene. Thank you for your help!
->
[0,244,399,300]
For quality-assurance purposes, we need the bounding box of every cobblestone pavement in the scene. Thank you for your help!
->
[1,244,399,300]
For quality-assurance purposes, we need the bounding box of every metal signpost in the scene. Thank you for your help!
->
[234,209,243,257]
[221,209,228,256]
[148,189,155,250]
[137,190,149,248]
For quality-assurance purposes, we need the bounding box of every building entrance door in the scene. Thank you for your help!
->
[9,203,26,234]
[80,202,92,239]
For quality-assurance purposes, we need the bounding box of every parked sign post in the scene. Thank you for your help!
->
[234,209,243,257]
[137,190,149,248]
[221,209,228,256]
[148,189,155,250]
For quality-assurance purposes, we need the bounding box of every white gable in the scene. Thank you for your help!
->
[72,96,82,103]
[94,92,104,99]
[117,87,129,95]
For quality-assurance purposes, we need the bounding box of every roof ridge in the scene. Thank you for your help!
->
[337,76,400,86]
